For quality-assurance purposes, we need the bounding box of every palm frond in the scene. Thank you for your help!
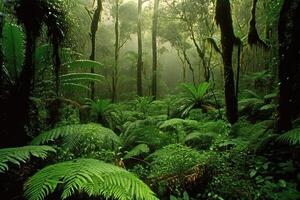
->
[24,158,159,200]
[0,146,56,173]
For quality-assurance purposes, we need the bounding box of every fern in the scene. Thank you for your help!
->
[0,146,56,173]
[277,128,300,146]
[65,59,104,70]
[60,72,104,83]
[31,124,121,152]
[2,22,24,80]
[24,158,158,200]
[123,144,150,160]
[147,144,211,184]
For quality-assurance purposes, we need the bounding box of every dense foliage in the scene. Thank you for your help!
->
[1,0,300,200]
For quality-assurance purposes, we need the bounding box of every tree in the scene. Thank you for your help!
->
[152,0,159,100]
[88,0,103,100]
[0,0,68,147]
[277,0,300,132]
[215,0,239,124]
[137,0,143,96]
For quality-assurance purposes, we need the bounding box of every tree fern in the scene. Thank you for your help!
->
[24,158,158,200]
[31,123,121,152]
[0,146,56,173]
[277,128,300,146]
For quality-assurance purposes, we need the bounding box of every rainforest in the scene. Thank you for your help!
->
[0,0,300,199]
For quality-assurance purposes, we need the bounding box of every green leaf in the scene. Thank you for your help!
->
[277,128,300,146]
[60,73,104,83]
[0,146,56,173]
[123,144,150,160]
[65,60,104,70]
[278,179,287,188]
[250,169,257,178]
[24,159,158,200]
[2,23,25,79]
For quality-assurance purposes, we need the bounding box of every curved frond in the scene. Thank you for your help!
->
[277,128,300,146]
[31,124,121,151]
[0,146,56,173]
[65,59,104,70]
[2,23,25,79]
[60,72,104,83]
[197,82,210,99]
[24,158,159,200]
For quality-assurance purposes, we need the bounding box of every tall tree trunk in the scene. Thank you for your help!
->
[0,13,3,87]
[112,0,119,103]
[151,0,159,100]
[248,0,269,49]
[46,37,62,128]
[137,0,143,96]
[89,0,102,100]
[215,0,238,124]
[277,0,300,132]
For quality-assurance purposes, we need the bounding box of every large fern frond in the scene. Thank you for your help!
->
[31,123,121,151]
[0,146,56,173]
[24,158,158,200]
[2,22,24,80]
[65,59,104,70]
[277,128,300,146]
[60,72,104,83]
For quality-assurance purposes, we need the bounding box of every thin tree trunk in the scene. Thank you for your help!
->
[0,14,3,86]
[137,0,143,96]
[277,0,300,132]
[151,0,159,100]
[215,0,238,124]
[89,0,102,100]
[112,0,119,103]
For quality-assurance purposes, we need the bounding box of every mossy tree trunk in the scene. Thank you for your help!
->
[215,0,238,124]
[277,0,300,132]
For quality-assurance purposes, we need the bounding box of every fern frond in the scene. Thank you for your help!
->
[2,23,24,79]
[0,146,56,173]
[60,72,104,83]
[123,144,150,160]
[277,128,300,146]
[65,59,104,70]
[31,124,121,151]
[197,82,210,99]
[24,159,158,200]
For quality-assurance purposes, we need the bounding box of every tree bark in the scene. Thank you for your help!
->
[277,0,300,132]
[89,0,102,100]
[215,0,238,124]
[151,0,159,100]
